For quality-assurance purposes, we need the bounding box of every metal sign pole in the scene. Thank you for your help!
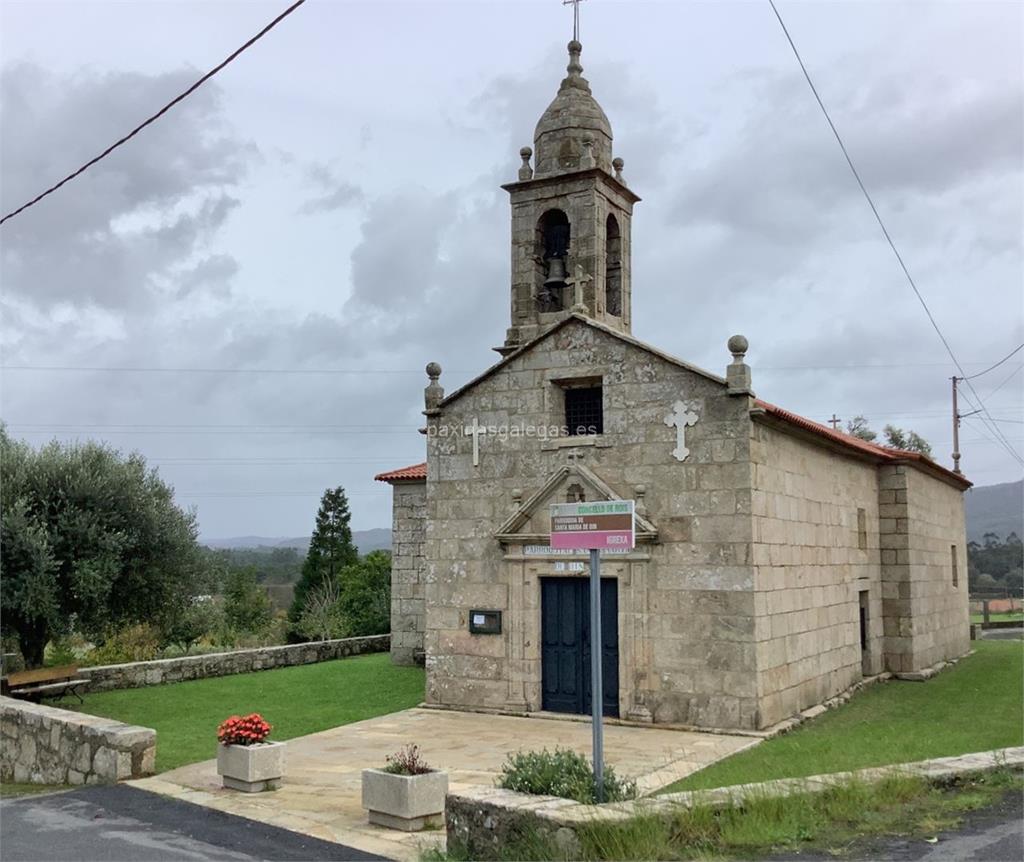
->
[589,547,604,802]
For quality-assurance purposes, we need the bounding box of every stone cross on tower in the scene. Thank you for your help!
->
[563,0,587,41]
[664,401,699,462]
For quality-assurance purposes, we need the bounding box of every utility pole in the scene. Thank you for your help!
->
[951,376,962,475]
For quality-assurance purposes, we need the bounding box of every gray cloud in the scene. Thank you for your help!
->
[2,3,1020,538]
[0,63,253,310]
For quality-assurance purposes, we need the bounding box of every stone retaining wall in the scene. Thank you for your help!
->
[0,696,155,785]
[446,747,1024,860]
[79,634,390,692]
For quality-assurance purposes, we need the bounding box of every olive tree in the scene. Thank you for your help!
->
[0,428,206,667]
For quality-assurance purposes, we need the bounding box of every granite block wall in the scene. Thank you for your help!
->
[390,483,427,666]
[1,697,155,785]
[749,422,882,728]
[423,318,759,729]
[80,635,389,692]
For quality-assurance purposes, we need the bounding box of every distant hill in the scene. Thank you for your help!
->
[965,480,1023,542]
[203,528,391,555]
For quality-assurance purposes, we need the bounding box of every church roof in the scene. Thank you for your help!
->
[373,315,970,490]
[755,399,971,489]
[533,41,613,176]
[374,462,426,484]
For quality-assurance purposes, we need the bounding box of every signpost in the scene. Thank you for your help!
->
[549,500,635,801]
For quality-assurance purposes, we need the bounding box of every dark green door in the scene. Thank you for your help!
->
[541,577,619,717]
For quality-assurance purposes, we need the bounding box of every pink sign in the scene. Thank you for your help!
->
[549,501,635,551]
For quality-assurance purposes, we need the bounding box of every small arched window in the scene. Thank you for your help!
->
[536,209,570,312]
[605,214,622,317]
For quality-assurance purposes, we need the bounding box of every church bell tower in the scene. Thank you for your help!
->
[498,40,640,355]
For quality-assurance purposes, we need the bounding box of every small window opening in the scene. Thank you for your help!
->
[605,214,622,317]
[858,590,869,655]
[536,209,570,313]
[564,386,603,436]
[566,483,586,503]
[857,508,867,550]
[951,544,958,587]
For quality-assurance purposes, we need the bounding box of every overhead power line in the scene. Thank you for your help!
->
[767,0,1024,469]
[0,359,1016,375]
[986,364,1023,400]
[0,0,307,226]
[963,343,1024,380]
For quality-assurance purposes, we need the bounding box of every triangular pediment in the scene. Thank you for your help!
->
[494,463,657,543]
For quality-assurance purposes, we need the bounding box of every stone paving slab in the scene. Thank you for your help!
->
[130,707,756,861]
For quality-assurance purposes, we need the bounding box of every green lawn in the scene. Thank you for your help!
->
[664,640,1023,793]
[970,611,1023,624]
[64,652,424,773]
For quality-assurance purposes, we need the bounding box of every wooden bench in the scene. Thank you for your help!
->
[1,664,89,704]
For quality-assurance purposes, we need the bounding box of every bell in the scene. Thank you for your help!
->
[544,257,567,286]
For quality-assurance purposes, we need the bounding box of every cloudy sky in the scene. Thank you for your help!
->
[2,0,1021,540]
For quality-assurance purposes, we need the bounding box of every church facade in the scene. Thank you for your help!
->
[376,42,971,731]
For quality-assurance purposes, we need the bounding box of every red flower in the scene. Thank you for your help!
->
[217,712,272,746]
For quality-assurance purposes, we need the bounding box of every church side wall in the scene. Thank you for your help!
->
[390,482,427,666]
[750,423,883,729]
[902,468,970,670]
[422,321,760,730]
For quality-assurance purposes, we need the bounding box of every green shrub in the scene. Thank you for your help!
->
[85,623,161,665]
[44,639,79,667]
[497,747,636,804]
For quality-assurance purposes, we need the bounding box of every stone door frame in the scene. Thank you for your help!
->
[502,545,654,722]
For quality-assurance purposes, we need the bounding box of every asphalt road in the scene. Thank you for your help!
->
[0,785,386,862]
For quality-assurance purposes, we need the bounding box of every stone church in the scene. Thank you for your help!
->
[376,41,971,731]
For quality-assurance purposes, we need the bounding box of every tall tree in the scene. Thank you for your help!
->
[0,428,205,667]
[338,550,392,637]
[289,486,359,629]
[883,424,933,457]
[846,415,877,441]
[223,566,272,634]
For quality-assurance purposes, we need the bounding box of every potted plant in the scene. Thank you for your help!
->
[216,713,285,792]
[362,744,448,831]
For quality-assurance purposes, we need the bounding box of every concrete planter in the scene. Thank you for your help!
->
[361,767,448,831]
[216,741,285,792]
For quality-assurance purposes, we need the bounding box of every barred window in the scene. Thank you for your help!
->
[951,544,958,587]
[565,386,603,436]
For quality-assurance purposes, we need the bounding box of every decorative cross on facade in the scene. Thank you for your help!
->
[464,417,487,467]
[664,400,699,462]
[828,413,842,430]
[563,0,587,41]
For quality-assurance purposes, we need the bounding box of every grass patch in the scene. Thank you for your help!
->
[970,606,1019,622]
[62,652,424,773]
[0,782,70,798]
[433,771,1022,861]
[663,640,1022,793]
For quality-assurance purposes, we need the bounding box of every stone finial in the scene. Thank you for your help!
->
[424,362,444,410]
[518,147,534,181]
[581,137,596,169]
[612,157,625,182]
[726,335,753,395]
[566,40,584,79]
[634,485,647,517]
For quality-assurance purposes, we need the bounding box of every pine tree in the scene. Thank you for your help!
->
[289,486,359,631]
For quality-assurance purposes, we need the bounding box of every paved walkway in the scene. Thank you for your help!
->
[131,707,757,861]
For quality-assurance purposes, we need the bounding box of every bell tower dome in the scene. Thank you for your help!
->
[498,41,640,355]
